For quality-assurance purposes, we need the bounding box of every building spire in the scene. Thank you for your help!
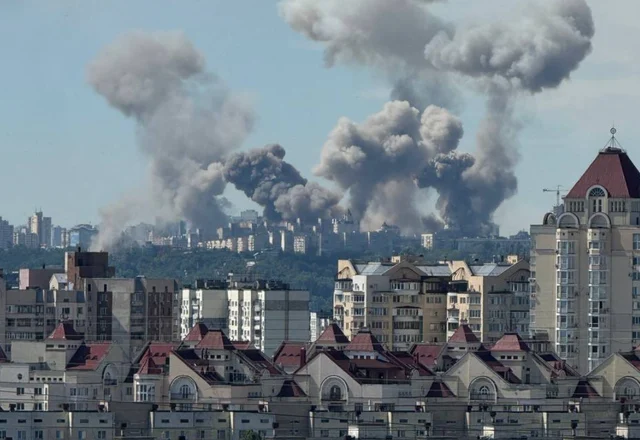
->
[602,126,625,152]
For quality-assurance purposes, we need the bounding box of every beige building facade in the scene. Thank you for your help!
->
[333,256,530,349]
[530,143,640,373]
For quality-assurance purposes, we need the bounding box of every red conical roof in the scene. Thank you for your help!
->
[345,328,384,352]
[316,323,350,344]
[184,322,209,342]
[448,324,480,344]
[566,147,640,198]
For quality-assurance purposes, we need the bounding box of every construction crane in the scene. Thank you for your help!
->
[543,185,568,207]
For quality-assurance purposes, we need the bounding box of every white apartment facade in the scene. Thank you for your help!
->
[179,281,228,339]
[227,281,310,356]
[531,141,640,373]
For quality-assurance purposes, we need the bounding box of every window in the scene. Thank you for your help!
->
[16,387,24,395]
[34,432,43,440]
[98,432,106,440]
[321,430,330,438]
[329,385,342,401]
[635,234,640,250]
[217,430,226,440]
[589,187,605,197]
[179,384,191,399]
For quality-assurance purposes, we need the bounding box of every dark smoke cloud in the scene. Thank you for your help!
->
[315,101,464,232]
[224,144,343,222]
[87,31,254,249]
[282,0,594,235]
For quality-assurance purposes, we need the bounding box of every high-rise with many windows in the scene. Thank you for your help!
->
[530,134,640,373]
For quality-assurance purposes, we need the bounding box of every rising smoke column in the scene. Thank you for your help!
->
[87,31,254,249]
[281,0,594,234]
[314,101,464,232]
[223,144,342,222]
[278,0,459,110]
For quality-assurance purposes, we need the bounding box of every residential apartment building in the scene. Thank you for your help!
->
[227,279,310,356]
[179,279,229,339]
[334,257,451,349]
[530,140,640,373]
[333,256,530,350]
[447,259,530,343]
[0,287,91,357]
[309,311,331,342]
[65,249,115,289]
[19,267,64,290]
[84,276,178,359]
[28,210,52,248]
[0,217,13,249]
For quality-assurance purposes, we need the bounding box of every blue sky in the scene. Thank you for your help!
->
[1,0,639,235]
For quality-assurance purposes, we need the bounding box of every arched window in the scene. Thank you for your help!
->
[479,386,490,395]
[180,384,191,399]
[329,385,342,401]
[589,187,606,197]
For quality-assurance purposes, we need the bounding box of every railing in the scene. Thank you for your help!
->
[469,392,496,402]
[171,392,196,400]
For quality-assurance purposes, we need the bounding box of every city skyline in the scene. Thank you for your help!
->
[3,1,640,237]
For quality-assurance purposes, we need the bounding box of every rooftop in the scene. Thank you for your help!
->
[566,146,640,198]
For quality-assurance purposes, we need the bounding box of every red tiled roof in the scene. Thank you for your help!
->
[475,350,522,384]
[322,350,410,383]
[273,342,307,368]
[232,341,252,350]
[195,329,235,350]
[345,328,384,352]
[448,325,480,344]
[184,323,209,342]
[316,323,349,344]
[566,148,640,198]
[276,379,307,398]
[136,343,175,375]
[48,321,83,341]
[66,343,111,370]
[410,344,445,369]
[572,379,599,398]
[237,349,283,376]
[137,352,162,375]
[621,351,640,371]
[387,351,434,376]
[491,333,530,352]
[426,381,455,398]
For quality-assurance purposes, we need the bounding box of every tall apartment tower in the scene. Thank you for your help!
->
[227,279,310,356]
[530,135,640,373]
[28,211,51,247]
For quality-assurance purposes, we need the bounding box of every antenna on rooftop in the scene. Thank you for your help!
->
[602,126,625,152]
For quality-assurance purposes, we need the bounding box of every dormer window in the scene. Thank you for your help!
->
[589,187,606,213]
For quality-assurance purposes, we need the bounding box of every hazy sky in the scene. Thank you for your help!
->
[1,0,638,235]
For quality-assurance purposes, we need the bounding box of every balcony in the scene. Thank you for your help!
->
[469,392,496,402]
[171,392,196,400]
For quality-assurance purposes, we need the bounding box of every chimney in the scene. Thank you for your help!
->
[300,347,307,368]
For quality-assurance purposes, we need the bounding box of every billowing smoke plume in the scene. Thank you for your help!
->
[281,0,594,235]
[87,31,254,249]
[279,0,458,110]
[315,101,463,232]
[224,144,342,222]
